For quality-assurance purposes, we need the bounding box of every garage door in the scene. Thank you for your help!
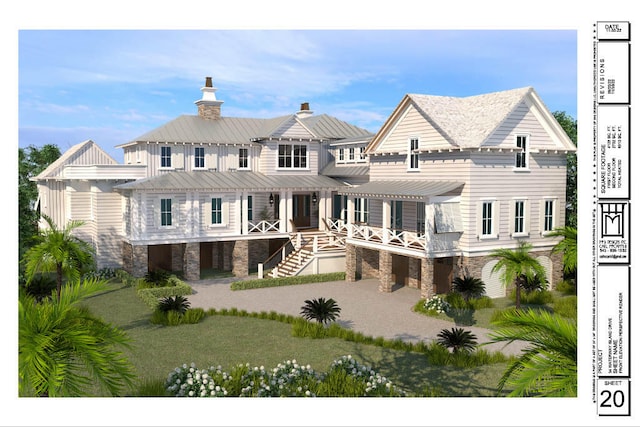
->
[482,259,505,298]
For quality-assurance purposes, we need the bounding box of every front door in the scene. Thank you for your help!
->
[293,194,311,228]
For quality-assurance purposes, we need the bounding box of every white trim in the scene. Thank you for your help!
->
[540,197,558,236]
[407,136,420,171]
[479,199,499,240]
[511,198,529,238]
[514,134,530,170]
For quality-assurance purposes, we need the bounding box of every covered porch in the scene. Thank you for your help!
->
[333,180,465,257]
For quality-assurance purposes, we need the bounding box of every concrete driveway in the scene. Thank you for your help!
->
[186,277,526,356]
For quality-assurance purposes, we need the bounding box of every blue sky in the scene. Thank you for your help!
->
[18,29,577,162]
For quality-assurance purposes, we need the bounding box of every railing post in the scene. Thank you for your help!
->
[313,235,318,254]
[258,263,264,279]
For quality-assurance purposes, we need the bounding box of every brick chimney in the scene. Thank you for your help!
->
[195,77,224,120]
[296,102,313,118]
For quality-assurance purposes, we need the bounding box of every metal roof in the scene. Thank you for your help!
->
[339,180,463,199]
[118,113,371,147]
[320,162,369,177]
[114,171,347,192]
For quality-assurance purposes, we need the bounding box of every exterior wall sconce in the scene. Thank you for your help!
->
[269,193,274,205]
[312,192,317,205]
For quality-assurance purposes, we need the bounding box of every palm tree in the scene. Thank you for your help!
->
[19,278,135,396]
[23,214,94,301]
[436,327,478,353]
[489,308,577,397]
[300,297,341,325]
[548,226,577,276]
[451,275,486,301]
[490,241,547,309]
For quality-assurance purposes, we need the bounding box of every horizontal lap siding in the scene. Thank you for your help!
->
[484,102,560,150]
[376,105,448,153]
[467,152,567,253]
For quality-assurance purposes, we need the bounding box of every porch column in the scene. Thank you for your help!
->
[408,257,421,289]
[345,243,357,282]
[346,196,354,238]
[241,192,249,235]
[234,191,242,234]
[130,243,148,278]
[378,250,393,292]
[382,199,391,243]
[286,191,293,232]
[279,191,287,233]
[232,240,249,277]
[325,191,333,227]
[318,190,326,231]
[183,242,200,281]
[420,257,435,299]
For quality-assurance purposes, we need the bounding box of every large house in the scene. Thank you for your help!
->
[32,78,575,299]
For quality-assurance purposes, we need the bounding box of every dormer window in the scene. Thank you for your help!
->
[338,148,345,163]
[359,146,366,161]
[408,137,419,170]
[348,147,355,161]
[515,135,529,169]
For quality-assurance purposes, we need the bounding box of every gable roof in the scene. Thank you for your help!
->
[366,87,575,153]
[118,112,371,147]
[33,140,118,180]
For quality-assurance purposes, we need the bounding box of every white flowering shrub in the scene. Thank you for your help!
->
[424,295,451,314]
[165,363,228,397]
[165,356,404,397]
[322,355,406,397]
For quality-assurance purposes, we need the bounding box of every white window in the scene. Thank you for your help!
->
[194,147,205,169]
[514,200,526,235]
[515,135,529,169]
[338,148,345,162]
[239,148,249,169]
[348,147,355,161]
[125,149,131,164]
[359,146,366,161]
[391,200,403,229]
[543,199,555,233]
[416,201,425,236]
[481,201,495,237]
[211,197,223,225]
[278,144,307,169]
[408,137,419,170]
[161,146,172,168]
[160,198,172,227]
[354,198,369,223]
[136,145,141,163]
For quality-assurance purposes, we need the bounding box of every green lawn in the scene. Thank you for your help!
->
[80,281,510,397]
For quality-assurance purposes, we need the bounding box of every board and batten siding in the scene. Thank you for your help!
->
[375,104,450,153]
[93,182,125,269]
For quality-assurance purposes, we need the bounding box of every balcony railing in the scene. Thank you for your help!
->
[346,223,459,253]
[247,219,281,233]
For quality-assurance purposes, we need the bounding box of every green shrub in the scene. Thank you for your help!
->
[556,279,577,295]
[24,274,56,301]
[157,295,191,314]
[144,269,172,287]
[469,296,494,309]
[300,297,341,324]
[182,308,205,324]
[134,379,170,397]
[553,296,577,319]
[166,311,183,326]
[510,289,554,305]
[436,327,478,354]
[136,280,192,309]
[451,275,486,301]
[230,272,346,290]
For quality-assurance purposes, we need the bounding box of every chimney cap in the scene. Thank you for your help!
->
[205,77,213,88]
[300,102,310,111]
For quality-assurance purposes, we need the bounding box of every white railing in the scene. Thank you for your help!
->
[247,219,281,233]
[347,224,433,251]
[388,228,427,250]
[326,217,348,234]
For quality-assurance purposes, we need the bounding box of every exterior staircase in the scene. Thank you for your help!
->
[268,230,345,278]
